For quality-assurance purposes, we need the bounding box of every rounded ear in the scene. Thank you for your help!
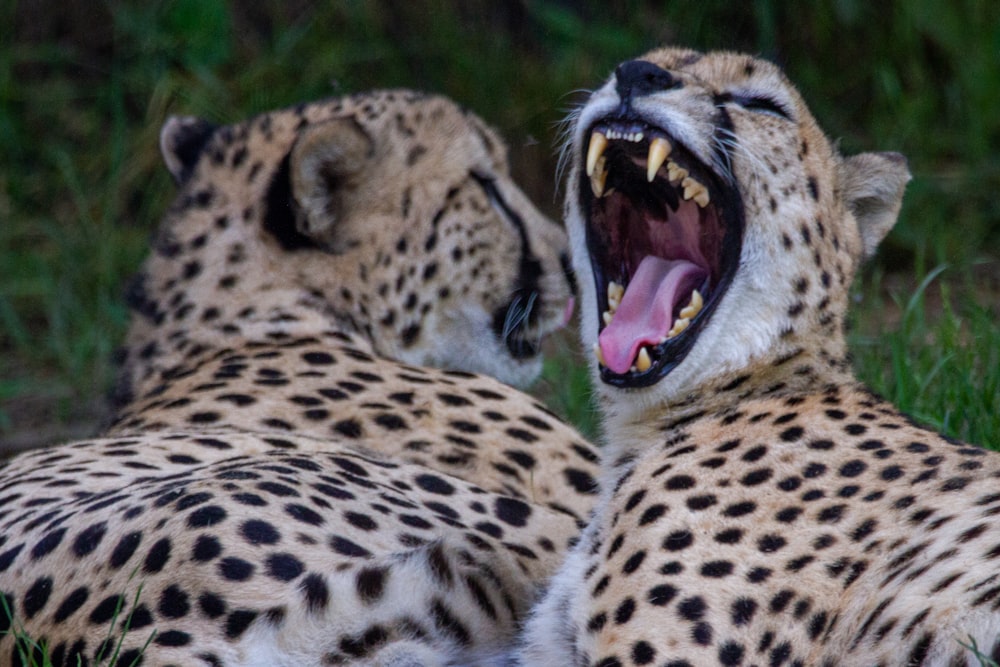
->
[290,118,375,249]
[160,115,217,185]
[837,151,911,260]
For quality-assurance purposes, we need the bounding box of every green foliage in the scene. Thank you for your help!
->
[1,579,153,666]
[1,1,998,449]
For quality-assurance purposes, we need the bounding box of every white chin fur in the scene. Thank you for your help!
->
[398,306,542,389]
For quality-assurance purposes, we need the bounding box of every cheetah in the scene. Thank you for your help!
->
[515,47,1000,667]
[0,91,600,666]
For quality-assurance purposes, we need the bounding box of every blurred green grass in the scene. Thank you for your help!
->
[1,1,998,451]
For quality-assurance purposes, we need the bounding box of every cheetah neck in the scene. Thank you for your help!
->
[597,347,857,464]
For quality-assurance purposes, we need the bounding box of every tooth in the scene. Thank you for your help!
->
[607,281,624,310]
[682,176,707,204]
[694,190,710,208]
[667,161,688,182]
[667,317,690,338]
[603,310,613,326]
[634,131,644,142]
[636,346,652,372]
[593,343,606,367]
[678,289,704,319]
[646,137,671,182]
[590,156,608,197]
[586,132,608,177]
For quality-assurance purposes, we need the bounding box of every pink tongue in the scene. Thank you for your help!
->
[598,256,707,374]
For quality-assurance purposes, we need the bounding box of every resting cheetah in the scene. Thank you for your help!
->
[0,91,600,666]
[516,48,999,667]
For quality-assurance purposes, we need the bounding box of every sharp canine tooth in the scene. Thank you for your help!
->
[586,132,608,177]
[646,137,671,183]
[679,289,704,320]
[636,346,652,372]
[590,156,608,197]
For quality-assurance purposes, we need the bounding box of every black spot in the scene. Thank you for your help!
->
[622,551,646,574]
[631,640,656,665]
[188,411,221,424]
[677,596,706,621]
[333,419,363,438]
[741,468,773,486]
[565,468,598,494]
[769,589,794,613]
[780,427,804,442]
[155,630,192,647]
[723,501,756,517]
[198,592,226,619]
[23,576,53,619]
[144,537,172,573]
[648,583,678,606]
[225,609,259,639]
[879,466,904,482]
[188,505,227,528]
[266,553,305,582]
[614,597,636,624]
[53,587,89,623]
[494,497,531,526]
[218,557,254,581]
[665,475,696,491]
[30,527,67,560]
[700,560,734,578]
[372,413,407,431]
[330,535,372,558]
[0,544,24,572]
[158,585,190,619]
[663,531,694,551]
[72,523,107,557]
[356,566,388,604]
[731,597,757,626]
[686,494,717,511]
[301,573,329,612]
[240,520,281,545]
[639,504,667,526]
[345,511,378,531]
[89,594,126,625]
[286,503,325,526]
[415,474,456,495]
[715,528,744,544]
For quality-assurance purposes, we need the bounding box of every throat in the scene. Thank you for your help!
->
[596,344,855,461]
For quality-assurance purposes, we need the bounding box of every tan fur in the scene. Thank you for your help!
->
[0,91,599,666]
[517,49,1000,667]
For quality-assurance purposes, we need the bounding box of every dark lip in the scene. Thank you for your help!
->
[580,117,744,388]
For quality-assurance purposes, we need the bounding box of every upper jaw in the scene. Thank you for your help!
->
[577,113,743,389]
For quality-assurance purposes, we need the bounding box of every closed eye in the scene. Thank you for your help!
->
[719,93,792,120]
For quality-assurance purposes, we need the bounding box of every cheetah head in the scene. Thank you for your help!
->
[565,49,910,412]
[140,91,573,389]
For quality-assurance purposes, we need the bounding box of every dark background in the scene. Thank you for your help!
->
[2,1,998,453]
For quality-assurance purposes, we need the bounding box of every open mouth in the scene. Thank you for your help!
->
[582,119,743,387]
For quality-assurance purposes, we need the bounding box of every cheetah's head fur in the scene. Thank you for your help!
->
[118,90,574,403]
[564,48,909,436]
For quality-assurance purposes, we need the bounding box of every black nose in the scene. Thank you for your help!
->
[615,60,678,102]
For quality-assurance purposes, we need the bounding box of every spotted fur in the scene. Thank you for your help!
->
[0,91,600,666]
[515,48,1000,667]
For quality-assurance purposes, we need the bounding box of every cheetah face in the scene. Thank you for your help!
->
[142,91,574,390]
[565,48,909,401]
